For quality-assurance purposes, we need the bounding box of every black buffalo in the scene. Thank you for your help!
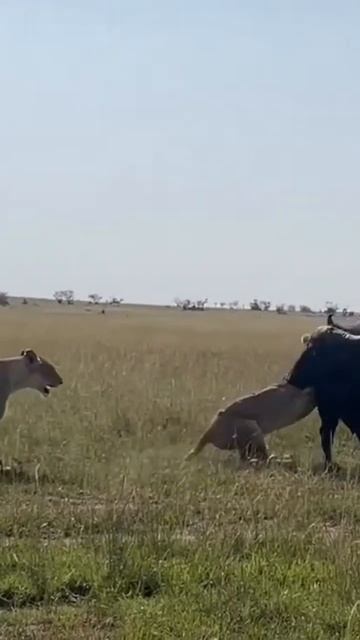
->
[327,313,360,335]
[286,327,360,468]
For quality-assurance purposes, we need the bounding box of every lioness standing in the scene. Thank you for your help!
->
[185,383,315,461]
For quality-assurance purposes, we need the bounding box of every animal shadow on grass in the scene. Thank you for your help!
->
[212,452,299,474]
[311,459,360,484]
[0,459,50,486]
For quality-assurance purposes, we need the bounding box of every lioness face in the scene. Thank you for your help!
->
[21,349,63,397]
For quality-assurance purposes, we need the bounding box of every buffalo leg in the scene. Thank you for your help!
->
[319,417,338,469]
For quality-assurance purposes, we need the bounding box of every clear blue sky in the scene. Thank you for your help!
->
[1,1,360,308]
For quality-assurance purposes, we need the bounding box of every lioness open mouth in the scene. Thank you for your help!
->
[43,386,51,397]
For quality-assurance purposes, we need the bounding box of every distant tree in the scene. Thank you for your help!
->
[220,302,227,309]
[260,300,271,311]
[299,305,313,313]
[63,290,75,305]
[229,300,239,310]
[53,290,74,305]
[250,298,261,311]
[325,301,338,314]
[341,307,353,317]
[110,297,124,305]
[53,291,64,304]
[287,304,296,313]
[196,298,208,310]
[340,308,355,317]
[88,293,102,305]
[276,304,287,315]
[0,292,9,307]
[22,298,28,305]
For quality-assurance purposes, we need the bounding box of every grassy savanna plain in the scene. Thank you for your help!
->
[0,305,360,639]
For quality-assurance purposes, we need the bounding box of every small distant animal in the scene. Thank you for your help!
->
[185,383,315,462]
[287,325,360,468]
[0,349,63,420]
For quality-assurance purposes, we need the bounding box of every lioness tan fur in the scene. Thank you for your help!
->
[185,383,315,461]
[0,349,63,420]
[301,325,333,346]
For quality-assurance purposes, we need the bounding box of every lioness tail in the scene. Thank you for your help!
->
[184,432,209,461]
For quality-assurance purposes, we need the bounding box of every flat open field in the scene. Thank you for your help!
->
[0,306,360,639]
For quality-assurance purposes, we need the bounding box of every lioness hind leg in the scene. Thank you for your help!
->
[246,437,269,462]
[234,419,269,462]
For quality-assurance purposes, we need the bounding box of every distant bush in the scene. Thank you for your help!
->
[276,305,287,315]
[0,292,9,307]
[54,290,75,305]
[250,299,271,311]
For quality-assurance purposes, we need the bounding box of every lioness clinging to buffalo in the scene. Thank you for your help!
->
[185,382,315,462]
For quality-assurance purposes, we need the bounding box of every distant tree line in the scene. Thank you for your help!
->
[53,291,124,306]
[174,298,208,311]
[173,296,355,316]
[0,289,355,318]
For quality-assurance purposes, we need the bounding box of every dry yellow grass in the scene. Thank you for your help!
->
[0,305,359,638]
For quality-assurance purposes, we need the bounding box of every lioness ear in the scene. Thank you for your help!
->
[21,349,38,364]
[301,334,311,345]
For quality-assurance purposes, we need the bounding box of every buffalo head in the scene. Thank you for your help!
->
[286,326,360,390]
